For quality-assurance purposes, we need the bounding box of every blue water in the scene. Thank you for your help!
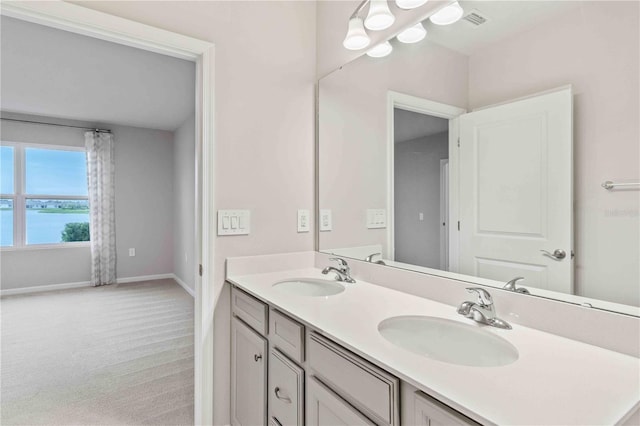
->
[1,210,90,246]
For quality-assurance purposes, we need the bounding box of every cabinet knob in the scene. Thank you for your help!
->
[254,353,262,362]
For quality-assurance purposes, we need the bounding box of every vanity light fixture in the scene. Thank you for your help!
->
[366,41,393,58]
[395,0,428,10]
[396,22,427,43]
[365,0,396,30]
[429,1,464,25]
[343,17,371,50]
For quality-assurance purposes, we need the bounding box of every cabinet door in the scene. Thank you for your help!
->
[231,316,268,426]
[307,376,375,426]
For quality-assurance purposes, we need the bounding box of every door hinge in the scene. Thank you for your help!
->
[199,264,203,276]
[457,221,460,231]
[457,137,460,147]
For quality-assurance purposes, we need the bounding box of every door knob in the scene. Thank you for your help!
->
[541,249,566,261]
[274,387,292,403]
[254,353,262,362]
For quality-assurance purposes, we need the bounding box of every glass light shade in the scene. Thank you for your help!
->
[429,1,464,25]
[343,17,371,50]
[365,0,395,31]
[396,22,427,44]
[366,41,393,58]
[395,0,428,10]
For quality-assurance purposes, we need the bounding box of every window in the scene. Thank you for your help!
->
[1,143,90,248]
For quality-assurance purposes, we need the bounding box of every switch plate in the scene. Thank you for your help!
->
[218,210,250,235]
[319,209,332,232]
[297,209,310,233]
[366,209,386,229]
[129,248,136,257]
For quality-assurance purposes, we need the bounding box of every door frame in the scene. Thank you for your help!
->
[439,159,449,271]
[0,2,216,424]
[386,91,465,263]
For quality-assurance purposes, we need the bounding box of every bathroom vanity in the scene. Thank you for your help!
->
[227,253,640,426]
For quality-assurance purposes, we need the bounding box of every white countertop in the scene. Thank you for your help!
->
[227,267,640,425]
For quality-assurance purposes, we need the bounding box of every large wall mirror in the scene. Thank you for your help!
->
[318,1,639,315]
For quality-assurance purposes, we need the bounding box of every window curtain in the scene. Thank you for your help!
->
[85,131,116,286]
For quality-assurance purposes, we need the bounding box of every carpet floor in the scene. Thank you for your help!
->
[1,279,194,425]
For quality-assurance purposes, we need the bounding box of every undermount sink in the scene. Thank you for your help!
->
[378,316,518,367]
[273,278,345,297]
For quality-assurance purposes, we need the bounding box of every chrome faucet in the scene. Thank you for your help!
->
[364,253,386,265]
[503,277,530,294]
[457,288,512,329]
[322,257,356,283]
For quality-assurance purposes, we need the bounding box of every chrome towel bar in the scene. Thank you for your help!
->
[602,181,640,190]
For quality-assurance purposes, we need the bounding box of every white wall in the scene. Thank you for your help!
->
[173,113,196,292]
[69,2,318,423]
[0,114,175,290]
[394,131,448,268]
[467,1,639,306]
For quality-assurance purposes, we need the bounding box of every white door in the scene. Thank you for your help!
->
[231,317,268,426]
[307,377,374,426]
[458,87,573,293]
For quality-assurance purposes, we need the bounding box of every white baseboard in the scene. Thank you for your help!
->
[172,274,195,297]
[1,273,179,297]
[0,280,91,297]
[116,273,174,284]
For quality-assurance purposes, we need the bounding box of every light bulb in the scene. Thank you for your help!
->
[396,22,427,44]
[366,41,393,58]
[365,0,395,31]
[429,1,464,25]
[343,17,371,50]
[395,0,428,10]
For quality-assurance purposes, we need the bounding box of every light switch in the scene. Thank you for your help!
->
[297,209,310,233]
[366,209,386,229]
[319,209,332,232]
[218,210,250,235]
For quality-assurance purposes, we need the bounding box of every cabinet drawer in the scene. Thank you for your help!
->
[307,376,375,426]
[308,332,399,426]
[270,309,305,363]
[232,286,268,335]
[269,348,304,426]
[413,391,479,426]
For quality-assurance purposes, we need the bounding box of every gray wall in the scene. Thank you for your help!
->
[0,114,175,290]
[173,114,195,292]
[394,131,448,268]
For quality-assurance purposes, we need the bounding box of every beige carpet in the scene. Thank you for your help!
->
[1,279,194,425]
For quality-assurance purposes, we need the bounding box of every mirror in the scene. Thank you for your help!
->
[318,1,639,315]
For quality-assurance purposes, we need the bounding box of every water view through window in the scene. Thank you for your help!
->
[1,145,90,247]
[0,199,13,246]
[25,199,90,244]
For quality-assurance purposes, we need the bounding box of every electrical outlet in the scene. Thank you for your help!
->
[366,209,386,229]
[319,209,332,232]
[297,209,310,233]
[129,248,136,257]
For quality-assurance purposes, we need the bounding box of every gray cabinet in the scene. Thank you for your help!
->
[231,316,268,426]
[307,377,375,426]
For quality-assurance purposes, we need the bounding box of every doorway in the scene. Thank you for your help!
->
[0,3,215,424]
[393,108,449,269]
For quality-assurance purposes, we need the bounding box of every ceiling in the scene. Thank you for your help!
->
[424,1,581,56]
[1,16,195,131]
[394,108,448,143]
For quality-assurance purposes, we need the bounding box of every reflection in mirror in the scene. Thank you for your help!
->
[318,1,639,315]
